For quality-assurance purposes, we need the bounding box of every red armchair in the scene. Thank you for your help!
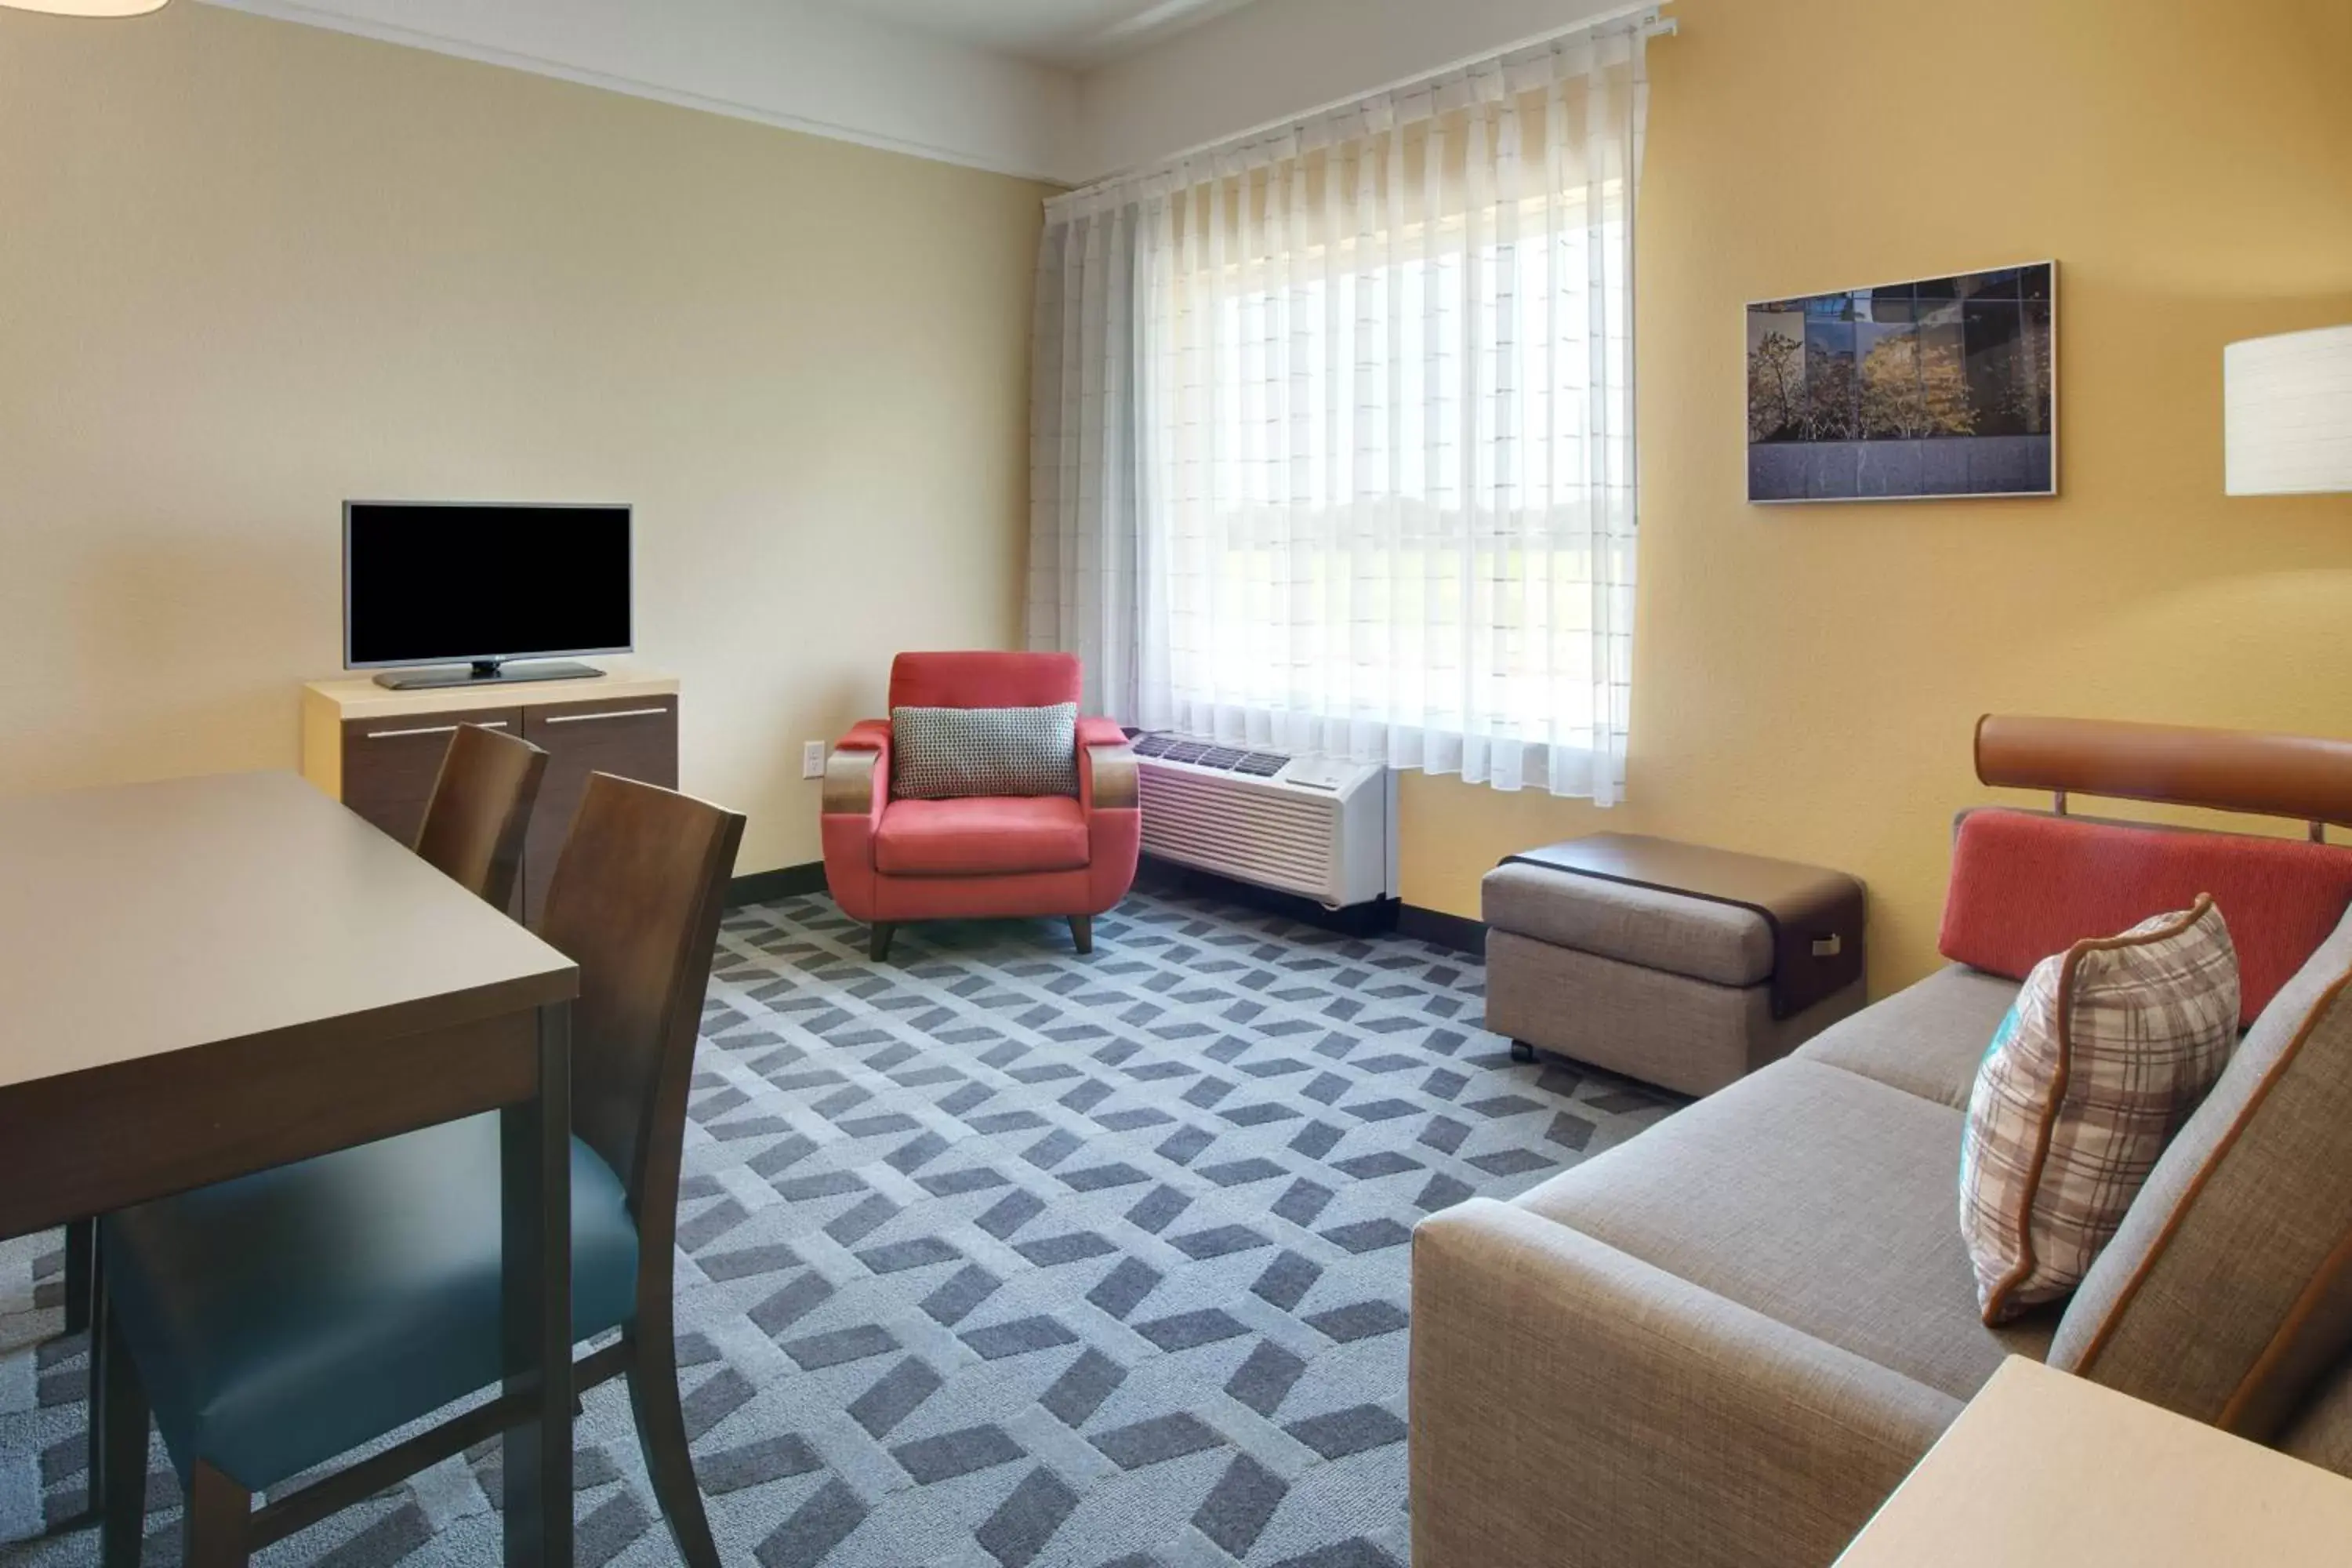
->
[820,652,1141,960]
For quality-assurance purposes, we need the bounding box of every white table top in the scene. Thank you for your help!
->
[0,770,573,1089]
[1835,1357,2352,1567]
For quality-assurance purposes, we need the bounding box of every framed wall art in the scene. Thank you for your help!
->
[1747,261,2055,503]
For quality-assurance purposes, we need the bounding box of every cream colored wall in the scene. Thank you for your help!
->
[0,3,1050,876]
[1400,0,2352,993]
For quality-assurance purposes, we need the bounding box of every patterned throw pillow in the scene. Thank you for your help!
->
[1959,896,2240,1324]
[891,703,1079,801]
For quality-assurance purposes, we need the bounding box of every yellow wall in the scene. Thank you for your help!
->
[1401,0,2352,993]
[0,4,1049,876]
[9,1,2351,953]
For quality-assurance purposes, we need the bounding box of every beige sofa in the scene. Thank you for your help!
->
[1413,710,2352,1566]
[1412,911,2352,1566]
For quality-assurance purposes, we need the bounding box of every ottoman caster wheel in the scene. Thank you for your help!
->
[1510,1040,1537,1065]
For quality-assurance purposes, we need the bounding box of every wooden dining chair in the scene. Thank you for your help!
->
[92,773,745,1568]
[414,720,550,910]
[55,723,549,1349]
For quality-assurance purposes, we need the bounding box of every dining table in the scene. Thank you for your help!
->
[0,768,579,1565]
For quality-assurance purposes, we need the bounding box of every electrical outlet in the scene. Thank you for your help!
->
[802,741,826,779]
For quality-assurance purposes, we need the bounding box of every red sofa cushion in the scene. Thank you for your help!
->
[1940,809,2352,1025]
[874,796,1091,877]
[890,652,1080,712]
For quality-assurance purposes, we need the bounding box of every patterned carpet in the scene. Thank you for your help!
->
[0,884,1677,1568]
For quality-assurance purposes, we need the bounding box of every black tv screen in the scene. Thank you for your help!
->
[344,502,633,669]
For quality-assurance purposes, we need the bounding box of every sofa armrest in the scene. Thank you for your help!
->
[823,721,891,824]
[1080,731,1138,813]
[1410,1199,1960,1568]
[1076,721,1141,910]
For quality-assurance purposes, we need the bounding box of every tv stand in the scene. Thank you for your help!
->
[303,663,677,922]
[372,659,608,691]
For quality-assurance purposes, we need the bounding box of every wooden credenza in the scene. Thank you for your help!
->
[301,665,679,924]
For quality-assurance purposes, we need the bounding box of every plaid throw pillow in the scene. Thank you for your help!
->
[1960,896,2240,1325]
[891,703,1078,800]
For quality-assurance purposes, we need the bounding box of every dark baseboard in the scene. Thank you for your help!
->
[1397,903,1487,956]
[1138,855,1401,938]
[727,861,828,908]
[728,855,1487,954]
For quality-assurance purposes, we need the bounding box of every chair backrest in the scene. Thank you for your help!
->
[536,772,744,1258]
[413,724,549,909]
[889,651,1080,712]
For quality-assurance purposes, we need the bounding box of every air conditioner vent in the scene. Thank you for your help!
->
[1130,731,1393,909]
[1130,731,1290,775]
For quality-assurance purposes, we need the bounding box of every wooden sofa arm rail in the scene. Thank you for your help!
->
[822,746,882,815]
[1088,742,1139,811]
[1977,714,2352,831]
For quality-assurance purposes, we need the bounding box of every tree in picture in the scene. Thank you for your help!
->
[1748,328,1804,443]
[1745,261,2055,503]
[1859,333,1973,439]
[1802,333,1858,441]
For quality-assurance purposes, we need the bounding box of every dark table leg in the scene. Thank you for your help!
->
[64,1218,93,1336]
[78,1236,107,1537]
[502,1000,574,1566]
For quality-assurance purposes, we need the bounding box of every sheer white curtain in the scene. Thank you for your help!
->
[1029,22,1646,800]
[1029,198,1147,722]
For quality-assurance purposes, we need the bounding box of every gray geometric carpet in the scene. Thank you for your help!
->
[0,884,1678,1568]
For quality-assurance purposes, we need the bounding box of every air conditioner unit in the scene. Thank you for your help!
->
[1130,733,1399,909]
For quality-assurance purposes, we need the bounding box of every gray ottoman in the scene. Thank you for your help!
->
[1481,834,1868,1096]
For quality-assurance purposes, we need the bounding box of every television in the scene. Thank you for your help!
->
[344,501,632,690]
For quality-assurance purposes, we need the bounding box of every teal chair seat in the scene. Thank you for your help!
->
[95,775,746,1568]
[101,1112,638,1494]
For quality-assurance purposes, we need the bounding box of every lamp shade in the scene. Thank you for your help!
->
[2225,325,2352,495]
[0,0,169,12]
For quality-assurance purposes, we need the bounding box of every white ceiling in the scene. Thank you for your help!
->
[198,0,1595,183]
[201,0,1084,179]
[822,0,1266,67]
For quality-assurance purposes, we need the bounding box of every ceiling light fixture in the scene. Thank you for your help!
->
[0,0,170,14]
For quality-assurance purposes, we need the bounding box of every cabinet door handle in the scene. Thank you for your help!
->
[364,720,510,739]
[541,706,670,725]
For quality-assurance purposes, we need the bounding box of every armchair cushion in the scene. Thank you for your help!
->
[874,796,1090,877]
[891,703,1078,800]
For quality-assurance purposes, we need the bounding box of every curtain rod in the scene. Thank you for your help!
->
[1063,1,1675,200]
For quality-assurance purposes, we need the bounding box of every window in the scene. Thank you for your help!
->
[1032,32,1647,800]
